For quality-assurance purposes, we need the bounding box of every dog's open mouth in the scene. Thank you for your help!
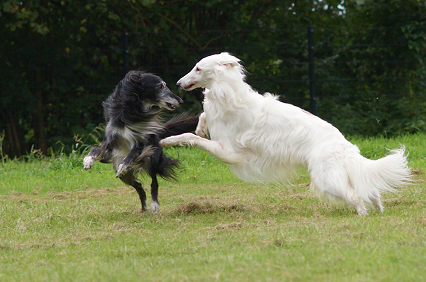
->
[184,82,196,90]
[166,102,177,110]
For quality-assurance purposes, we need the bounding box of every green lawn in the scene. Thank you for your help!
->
[0,134,425,281]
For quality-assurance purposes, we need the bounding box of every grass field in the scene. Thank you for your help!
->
[1,134,425,281]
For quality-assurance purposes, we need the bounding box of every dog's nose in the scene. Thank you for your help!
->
[176,81,181,87]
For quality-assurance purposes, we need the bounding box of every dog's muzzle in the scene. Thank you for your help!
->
[177,81,196,91]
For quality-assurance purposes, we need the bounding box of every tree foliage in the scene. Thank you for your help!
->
[1,0,426,157]
[316,0,426,135]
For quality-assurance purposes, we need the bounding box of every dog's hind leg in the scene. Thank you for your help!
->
[369,192,384,213]
[311,165,368,216]
[119,171,148,212]
[150,174,160,215]
[344,189,368,216]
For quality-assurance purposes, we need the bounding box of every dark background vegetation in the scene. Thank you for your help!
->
[1,0,426,158]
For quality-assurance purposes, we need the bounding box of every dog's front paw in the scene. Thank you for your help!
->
[195,112,209,139]
[159,136,178,148]
[116,163,129,178]
[83,156,94,170]
[160,133,195,148]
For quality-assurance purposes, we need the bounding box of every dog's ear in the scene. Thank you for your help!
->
[126,71,143,84]
[123,71,146,92]
[218,52,240,68]
[219,61,240,68]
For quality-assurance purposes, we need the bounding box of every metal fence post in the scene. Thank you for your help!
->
[123,29,129,75]
[307,26,316,115]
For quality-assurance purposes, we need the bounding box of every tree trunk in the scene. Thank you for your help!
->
[1,110,25,158]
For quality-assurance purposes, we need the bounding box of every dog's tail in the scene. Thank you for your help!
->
[346,146,412,207]
[150,147,181,181]
[160,112,199,139]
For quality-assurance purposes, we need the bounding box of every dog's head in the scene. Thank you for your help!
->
[121,71,183,111]
[176,52,243,91]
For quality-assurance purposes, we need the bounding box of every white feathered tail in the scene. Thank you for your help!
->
[345,147,412,212]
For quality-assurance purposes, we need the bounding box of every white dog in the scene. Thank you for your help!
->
[160,52,412,216]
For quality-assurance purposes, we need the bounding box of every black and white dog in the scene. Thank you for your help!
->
[83,70,198,214]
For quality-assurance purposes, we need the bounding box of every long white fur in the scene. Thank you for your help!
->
[160,52,412,216]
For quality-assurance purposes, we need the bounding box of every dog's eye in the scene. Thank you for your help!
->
[195,67,201,72]
[158,84,164,90]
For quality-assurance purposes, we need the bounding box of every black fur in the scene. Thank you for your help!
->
[83,71,199,214]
